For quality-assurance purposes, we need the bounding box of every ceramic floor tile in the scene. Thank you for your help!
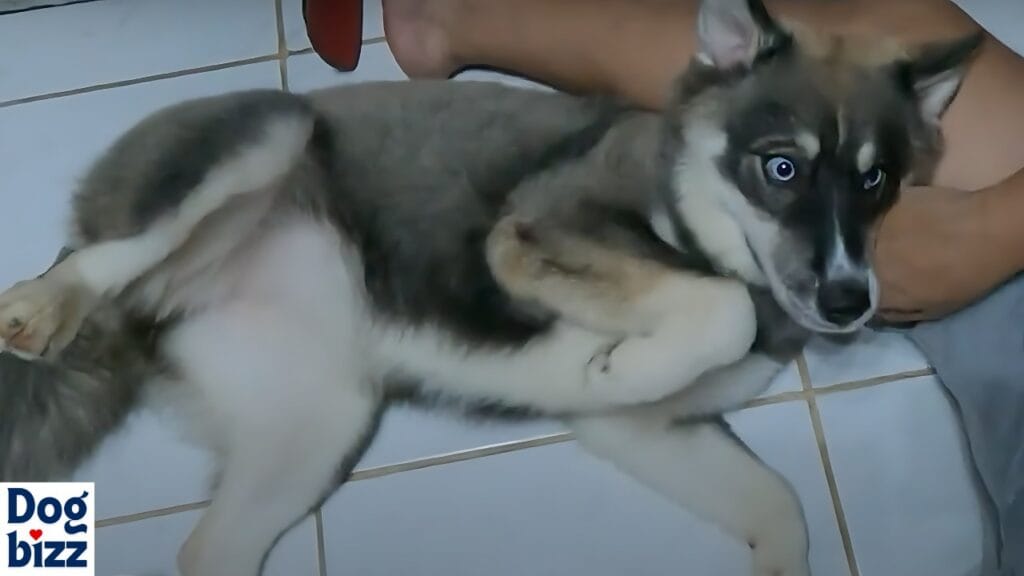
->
[97,510,317,576]
[282,0,384,52]
[287,43,405,92]
[817,376,986,576]
[0,0,278,102]
[71,409,215,521]
[320,402,848,576]
[322,442,749,576]
[803,329,929,388]
[0,62,280,290]
[761,358,803,397]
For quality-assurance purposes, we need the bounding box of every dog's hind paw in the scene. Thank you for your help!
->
[0,276,90,359]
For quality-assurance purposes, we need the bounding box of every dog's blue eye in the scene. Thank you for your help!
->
[764,156,796,183]
[863,167,885,190]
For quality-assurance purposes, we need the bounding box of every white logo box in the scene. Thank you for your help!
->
[0,482,95,576]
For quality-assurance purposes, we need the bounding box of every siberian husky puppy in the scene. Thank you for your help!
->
[0,0,979,574]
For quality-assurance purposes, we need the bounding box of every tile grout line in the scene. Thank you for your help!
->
[349,432,575,482]
[743,389,807,408]
[274,0,290,92]
[813,367,934,397]
[746,365,931,408]
[284,37,385,60]
[0,54,281,109]
[91,366,935,529]
[314,509,328,576]
[0,35,389,110]
[95,500,210,529]
[798,354,862,576]
[94,432,576,527]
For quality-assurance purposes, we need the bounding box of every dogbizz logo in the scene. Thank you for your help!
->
[0,483,95,575]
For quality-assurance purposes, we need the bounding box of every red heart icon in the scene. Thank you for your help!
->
[29,529,42,541]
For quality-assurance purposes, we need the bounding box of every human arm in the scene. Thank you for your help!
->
[988,167,1024,271]
[874,166,1024,322]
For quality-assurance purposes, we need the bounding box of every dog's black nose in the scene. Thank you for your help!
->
[818,279,870,325]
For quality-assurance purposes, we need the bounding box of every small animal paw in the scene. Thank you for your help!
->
[0,276,89,358]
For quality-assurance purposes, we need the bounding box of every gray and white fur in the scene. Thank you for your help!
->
[0,0,980,574]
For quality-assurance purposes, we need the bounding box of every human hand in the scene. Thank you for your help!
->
[872,184,1020,323]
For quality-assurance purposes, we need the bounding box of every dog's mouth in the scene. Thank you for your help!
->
[777,289,874,334]
[683,198,878,336]
[754,254,878,335]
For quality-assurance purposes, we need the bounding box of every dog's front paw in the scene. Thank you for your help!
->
[583,335,689,404]
[0,277,89,358]
[585,339,621,376]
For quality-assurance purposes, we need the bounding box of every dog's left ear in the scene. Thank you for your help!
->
[899,31,985,124]
[696,0,791,70]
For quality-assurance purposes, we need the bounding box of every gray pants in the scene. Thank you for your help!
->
[906,273,1024,576]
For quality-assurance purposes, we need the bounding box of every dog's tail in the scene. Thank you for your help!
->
[0,251,158,482]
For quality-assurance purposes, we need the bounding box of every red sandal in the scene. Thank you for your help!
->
[303,0,363,72]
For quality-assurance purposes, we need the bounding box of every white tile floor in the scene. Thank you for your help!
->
[0,1,1016,575]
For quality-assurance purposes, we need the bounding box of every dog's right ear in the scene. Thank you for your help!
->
[696,0,791,70]
[900,31,985,125]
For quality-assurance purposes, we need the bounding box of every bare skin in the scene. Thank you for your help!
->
[381,0,1024,322]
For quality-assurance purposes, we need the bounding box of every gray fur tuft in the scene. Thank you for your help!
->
[0,252,156,481]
